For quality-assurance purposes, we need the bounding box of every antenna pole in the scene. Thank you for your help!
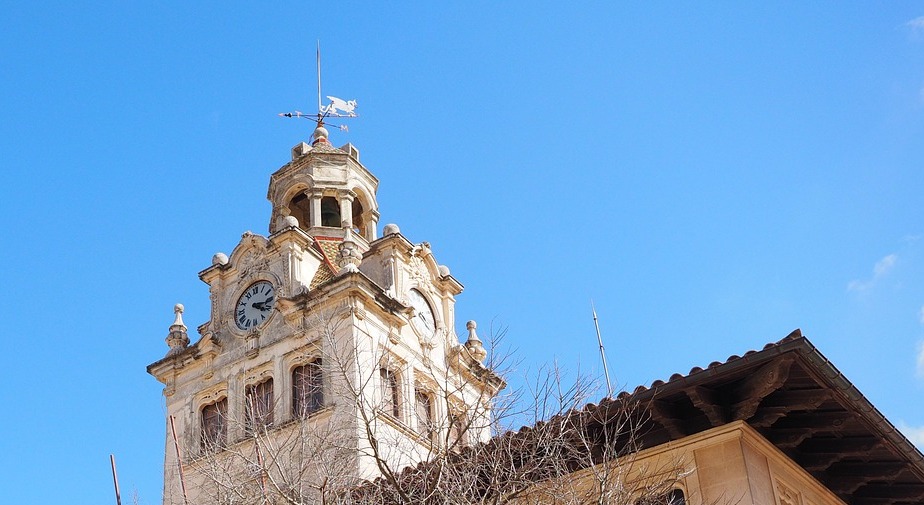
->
[592,301,613,397]
[316,41,322,117]
[109,454,122,505]
[169,415,190,505]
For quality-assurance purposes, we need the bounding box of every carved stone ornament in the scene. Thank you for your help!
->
[164,373,177,397]
[244,365,273,385]
[238,245,270,279]
[245,329,260,359]
[464,320,487,364]
[198,332,221,380]
[209,290,220,327]
[198,385,227,406]
[775,479,802,505]
[351,301,367,321]
[165,304,189,356]
[408,255,428,285]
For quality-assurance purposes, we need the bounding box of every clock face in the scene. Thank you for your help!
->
[235,281,276,330]
[408,289,435,336]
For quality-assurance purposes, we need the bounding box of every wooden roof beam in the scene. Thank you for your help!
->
[648,400,688,440]
[684,386,728,427]
[731,356,795,420]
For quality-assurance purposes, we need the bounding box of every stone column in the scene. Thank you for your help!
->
[227,374,242,441]
[274,356,287,424]
[365,209,380,241]
[339,191,355,229]
[310,190,322,228]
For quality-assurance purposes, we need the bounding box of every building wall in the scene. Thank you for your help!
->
[626,422,843,505]
[522,421,846,505]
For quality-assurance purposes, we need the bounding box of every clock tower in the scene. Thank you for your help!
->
[147,124,504,505]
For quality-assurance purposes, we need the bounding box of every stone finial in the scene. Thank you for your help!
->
[338,229,362,274]
[438,265,451,277]
[464,320,487,363]
[212,252,229,265]
[312,124,330,145]
[282,215,299,228]
[383,223,400,236]
[165,303,190,356]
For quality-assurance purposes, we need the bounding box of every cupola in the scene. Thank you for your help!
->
[266,126,380,245]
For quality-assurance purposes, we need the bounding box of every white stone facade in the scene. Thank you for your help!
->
[148,127,503,505]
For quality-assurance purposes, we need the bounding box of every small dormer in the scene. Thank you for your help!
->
[267,125,380,244]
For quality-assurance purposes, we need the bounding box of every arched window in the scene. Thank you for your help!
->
[245,379,274,433]
[293,360,324,417]
[201,398,227,450]
[320,197,340,227]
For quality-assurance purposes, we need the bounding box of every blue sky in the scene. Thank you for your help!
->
[2,2,924,503]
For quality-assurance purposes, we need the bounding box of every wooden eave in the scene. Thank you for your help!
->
[617,330,924,505]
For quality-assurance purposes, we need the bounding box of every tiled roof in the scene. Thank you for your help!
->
[309,236,342,290]
[309,140,347,154]
[564,330,924,505]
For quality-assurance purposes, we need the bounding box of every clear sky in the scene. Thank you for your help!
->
[1,2,923,503]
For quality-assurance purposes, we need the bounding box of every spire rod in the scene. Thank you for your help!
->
[592,301,613,397]
[316,40,322,119]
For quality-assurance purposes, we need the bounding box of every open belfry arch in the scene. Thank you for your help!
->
[148,123,503,505]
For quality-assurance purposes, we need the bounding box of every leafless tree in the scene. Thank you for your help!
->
[178,304,691,505]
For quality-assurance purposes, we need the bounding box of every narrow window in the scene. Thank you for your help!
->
[245,379,274,433]
[380,368,400,418]
[448,411,467,448]
[415,389,433,438]
[293,360,324,417]
[201,398,228,450]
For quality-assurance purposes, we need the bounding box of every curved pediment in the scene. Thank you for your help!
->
[226,232,272,277]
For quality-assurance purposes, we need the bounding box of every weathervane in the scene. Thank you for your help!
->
[278,41,358,132]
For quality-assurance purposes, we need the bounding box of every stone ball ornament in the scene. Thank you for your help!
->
[212,252,229,265]
[438,265,451,277]
[383,223,400,236]
[282,215,299,228]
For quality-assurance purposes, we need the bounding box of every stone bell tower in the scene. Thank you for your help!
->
[148,123,504,505]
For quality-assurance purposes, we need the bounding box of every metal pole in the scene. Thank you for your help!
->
[316,40,322,116]
[592,301,613,397]
[169,415,190,505]
[109,454,122,505]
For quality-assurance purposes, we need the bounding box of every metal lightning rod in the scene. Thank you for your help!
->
[109,454,122,505]
[592,301,613,397]
[169,415,190,505]
[316,40,322,118]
